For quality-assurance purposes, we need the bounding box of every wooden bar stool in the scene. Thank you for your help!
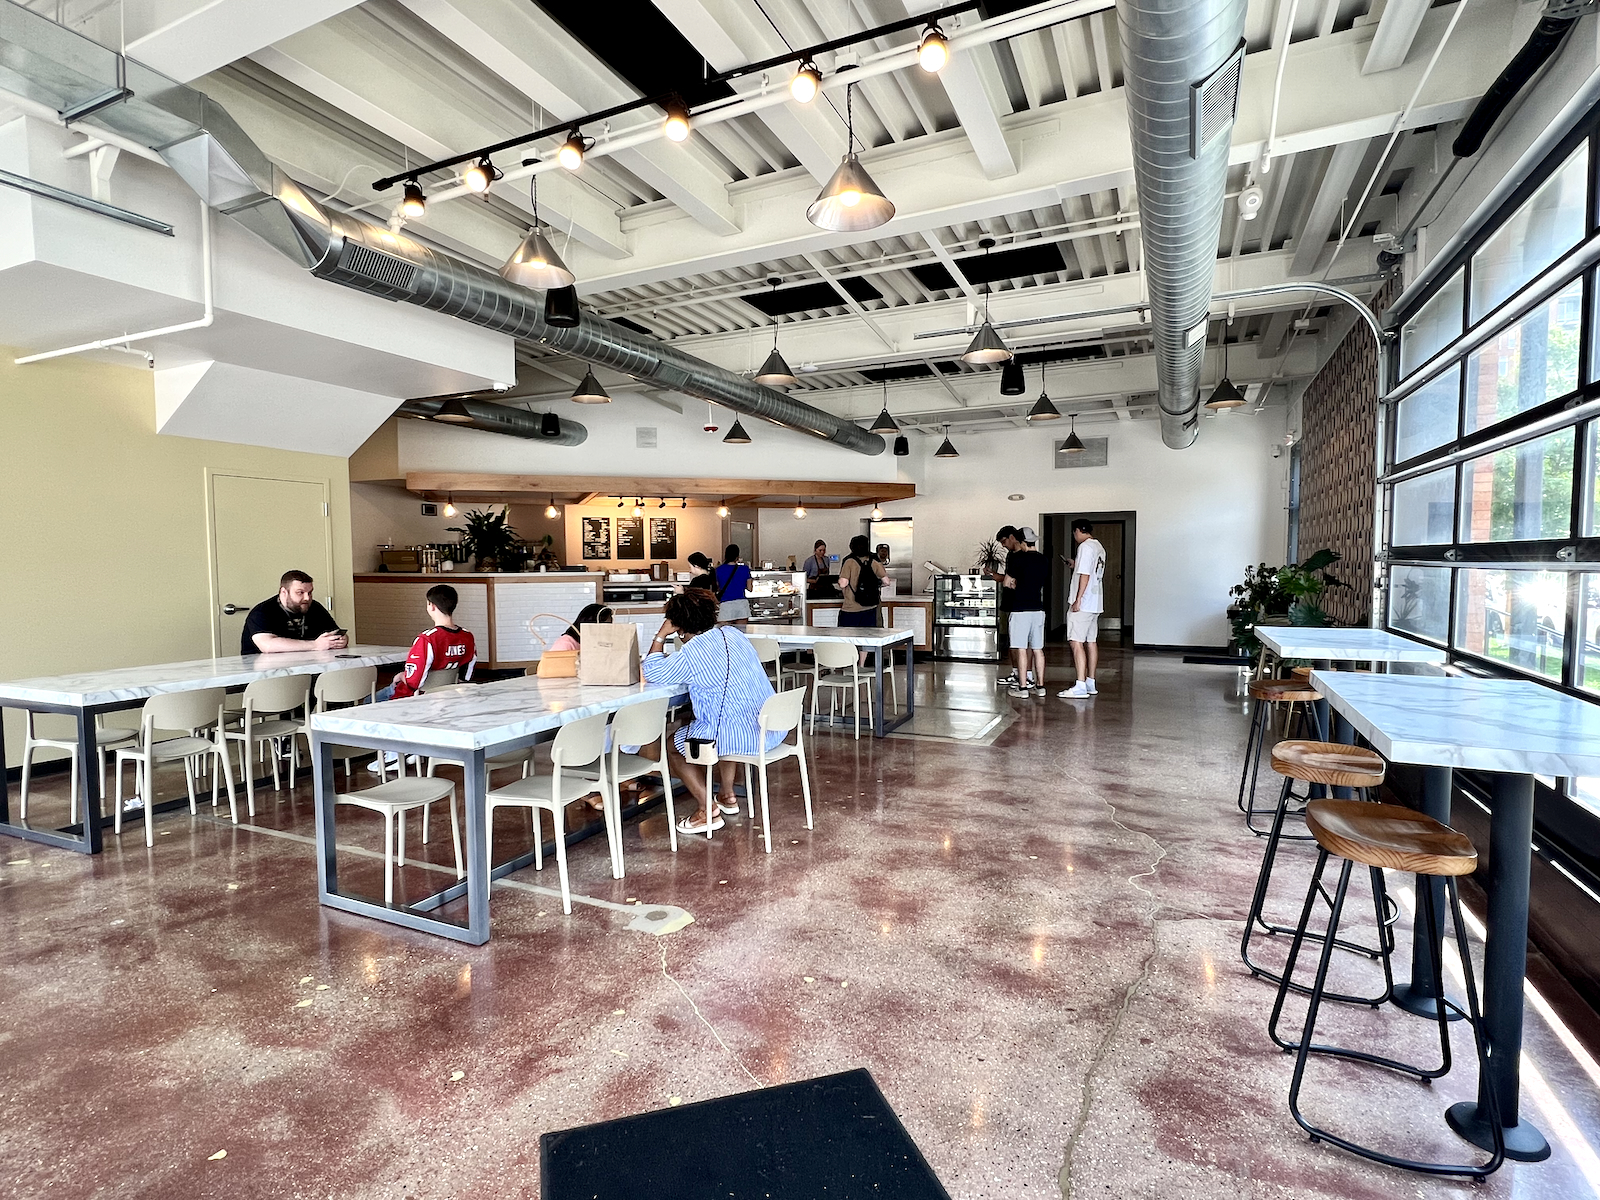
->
[1238,677,1323,835]
[1242,740,1397,1006]
[1267,800,1503,1178]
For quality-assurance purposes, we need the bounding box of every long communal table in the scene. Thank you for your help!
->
[1309,669,1600,1163]
[0,645,410,853]
[752,625,914,738]
[308,674,688,945]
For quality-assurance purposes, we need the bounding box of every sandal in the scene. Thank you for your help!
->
[676,814,725,836]
[716,798,741,816]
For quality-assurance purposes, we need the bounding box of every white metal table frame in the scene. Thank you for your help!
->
[753,626,914,738]
[1309,670,1600,1164]
[308,677,688,945]
[0,646,410,854]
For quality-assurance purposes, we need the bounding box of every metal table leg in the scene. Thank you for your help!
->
[1393,766,1461,1021]
[0,703,108,854]
[1445,772,1550,1162]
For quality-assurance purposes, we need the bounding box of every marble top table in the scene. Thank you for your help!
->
[1256,627,1447,665]
[0,645,411,854]
[1310,670,1600,1162]
[744,626,914,738]
[309,673,688,945]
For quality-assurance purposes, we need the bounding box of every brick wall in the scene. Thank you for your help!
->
[1296,279,1397,626]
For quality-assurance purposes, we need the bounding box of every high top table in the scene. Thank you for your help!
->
[1255,627,1447,742]
[0,645,411,853]
[750,625,914,738]
[1308,670,1600,1163]
[309,674,688,945]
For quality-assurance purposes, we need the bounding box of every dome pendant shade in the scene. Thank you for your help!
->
[1026,392,1061,421]
[500,227,575,289]
[723,419,752,444]
[999,360,1025,395]
[754,347,799,388]
[1204,376,1248,410]
[570,368,611,403]
[892,435,910,457]
[961,321,1012,365]
[806,154,895,232]
[434,398,474,424]
[869,407,899,435]
[543,285,580,327]
[540,411,560,437]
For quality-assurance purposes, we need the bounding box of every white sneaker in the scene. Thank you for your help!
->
[1033,686,1048,697]
[366,751,405,774]
[999,671,1019,688]
[1007,682,1032,698]
[1085,678,1098,695]
[122,796,145,811]
[1058,682,1091,699]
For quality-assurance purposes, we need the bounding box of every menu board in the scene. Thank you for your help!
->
[615,516,645,560]
[649,516,677,559]
[581,517,611,560]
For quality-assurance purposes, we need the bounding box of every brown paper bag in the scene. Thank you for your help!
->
[536,649,578,678]
[578,622,640,685]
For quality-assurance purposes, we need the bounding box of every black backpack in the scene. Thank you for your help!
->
[848,555,882,606]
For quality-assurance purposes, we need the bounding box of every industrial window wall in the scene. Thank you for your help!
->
[1384,108,1600,902]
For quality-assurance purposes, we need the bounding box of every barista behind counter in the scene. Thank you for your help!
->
[803,540,839,599]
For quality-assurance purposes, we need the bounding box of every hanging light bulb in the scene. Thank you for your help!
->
[557,131,587,171]
[1027,366,1061,421]
[871,504,884,520]
[999,359,1025,395]
[793,496,808,519]
[434,398,474,423]
[632,499,644,517]
[544,494,560,519]
[723,419,752,444]
[935,425,959,458]
[662,96,691,143]
[462,157,501,194]
[918,25,950,73]
[443,493,457,518]
[570,367,611,403]
[791,61,821,103]
[502,173,575,289]
[754,279,799,387]
[400,181,426,219]
[807,84,894,232]
[1059,414,1086,453]
[869,374,899,434]
[716,504,730,518]
[1205,338,1248,410]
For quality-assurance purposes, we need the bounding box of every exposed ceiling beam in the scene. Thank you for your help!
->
[900,2,1016,179]
[1289,139,1371,276]
[123,0,363,83]
[801,252,897,351]
[408,473,919,500]
[1362,0,1433,75]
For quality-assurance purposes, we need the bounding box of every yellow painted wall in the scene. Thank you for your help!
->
[0,346,354,766]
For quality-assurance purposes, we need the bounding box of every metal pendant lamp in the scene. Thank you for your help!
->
[806,84,894,233]
[961,243,1012,364]
[1204,338,1247,410]
[892,434,910,456]
[1026,364,1061,421]
[999,358,1025,395]
[723,418,752,444]
[500,174,575,290]
[570,367,611,403]
[753,278,799,388]
[934,424,959,458]
[540,411,560,437]
[1058,414,1085,453]
[434,397,474,424]
[869,375,898,434]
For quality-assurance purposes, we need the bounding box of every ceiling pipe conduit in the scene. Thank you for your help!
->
[397,397,588,445]
[1117,0,1249,448]
[0,0,882,455]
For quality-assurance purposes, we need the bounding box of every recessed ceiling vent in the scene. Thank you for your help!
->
[320,241,416,301]
[1190,40,1245,159]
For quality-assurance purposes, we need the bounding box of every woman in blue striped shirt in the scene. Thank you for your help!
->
[642,589,783,835]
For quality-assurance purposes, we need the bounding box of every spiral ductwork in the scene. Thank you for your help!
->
[396,396,587,444]
[1117,0,1248,448]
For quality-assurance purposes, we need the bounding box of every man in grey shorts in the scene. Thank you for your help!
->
[1003,526,1048,698]
[1059,520,1106,698]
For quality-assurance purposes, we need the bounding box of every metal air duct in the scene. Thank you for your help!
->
[1117,0,1248,448]
[397,396,587,444]
[0,2,884,456]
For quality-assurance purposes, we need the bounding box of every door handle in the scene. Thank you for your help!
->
[222,604,247,615]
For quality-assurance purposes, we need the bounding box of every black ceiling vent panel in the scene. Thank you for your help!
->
[537,2,733,107]
[859,363,933,383]
[909,262,959,292]
[956,242,1068,285]
[610,316,654,336]
[1015,344,1108,366]
[745,278,882,316]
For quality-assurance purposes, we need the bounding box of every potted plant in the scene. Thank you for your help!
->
[447,506,520,572]
[1228,549,1346,662]
[530,534,561,571]
[973,539,1002,576]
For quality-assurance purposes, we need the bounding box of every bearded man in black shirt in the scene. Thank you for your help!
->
[241,570,346,655]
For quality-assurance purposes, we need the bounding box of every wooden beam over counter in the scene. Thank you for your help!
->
[405,474,917,510]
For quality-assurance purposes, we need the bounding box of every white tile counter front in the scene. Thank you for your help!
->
[493,580,603,664]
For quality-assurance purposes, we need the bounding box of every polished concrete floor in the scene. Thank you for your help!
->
[3,647,1599,1199]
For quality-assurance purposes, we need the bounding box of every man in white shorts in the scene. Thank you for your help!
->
[1003,526,1048,698]
[1059,520,1106,699]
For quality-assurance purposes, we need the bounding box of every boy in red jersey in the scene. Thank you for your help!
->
[369,585,476,772]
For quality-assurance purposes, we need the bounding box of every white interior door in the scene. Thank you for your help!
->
[211,473,333,656]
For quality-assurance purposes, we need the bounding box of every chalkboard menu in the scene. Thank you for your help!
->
[615,516,645,560]
[581,517,611,560]
[649,516,677,559]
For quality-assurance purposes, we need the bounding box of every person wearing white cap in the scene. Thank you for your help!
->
[1003,525,1048,698]
[1059,520,1106,699]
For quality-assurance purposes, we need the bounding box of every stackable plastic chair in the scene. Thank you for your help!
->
[225,674,312,815]
[716,689,813,853]
[573,697,675,872]
[18,712,136,823]
[299,665,378,780]
[809,638,873,739]
[113,688,237,846]
[336,775,461,906]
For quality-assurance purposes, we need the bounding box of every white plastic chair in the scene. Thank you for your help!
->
[717,689,814,854]
[336,775,462,906]
[573,697,675,874]
[810,639,873,739]
[420,682,535,837]
[486,712,612,914]
[18,712,136,823]
[299,666,379,780]
[224,674,312,816]
[113,688,238,847]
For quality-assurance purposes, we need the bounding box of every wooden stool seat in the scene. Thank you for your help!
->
[1290,665,1313,679]
[1269,740,1384,788]
[1248,678,1321,704]
[1305,800,1477,877]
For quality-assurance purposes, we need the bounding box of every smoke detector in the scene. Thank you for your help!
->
[1237,182,1264,220]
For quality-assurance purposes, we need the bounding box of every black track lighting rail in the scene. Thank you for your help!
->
[371,2,978,192]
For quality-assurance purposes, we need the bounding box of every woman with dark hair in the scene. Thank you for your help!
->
[838,534,887,629]
[642,588,780,835]
[685,551,715,592]
[712,543,753,625]
[547,602,612,652]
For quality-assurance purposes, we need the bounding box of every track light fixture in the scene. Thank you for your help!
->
[1205,339,1248,410]
[557,132,589,171]
[658,498,668,509]
[807,84,894,233]
[462,157,500,194]
[680,497,688,509]
[1059,415,1086,453]
[791,61,821,103]
[616,497,624,508]
[753,279,799,388]
[501,173,575,290]
[918,25,950,72]
[662,96,691,142]
[723,419,752,444]
[434,398,474,424]
[400,181,426,219]
[570,367,612,403]
[934,425,959,458]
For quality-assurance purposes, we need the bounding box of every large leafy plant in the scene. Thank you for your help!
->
[1228,549,1347,659]
[447,506,523,570]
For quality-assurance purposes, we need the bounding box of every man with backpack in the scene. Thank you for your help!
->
[838,534,887,629]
